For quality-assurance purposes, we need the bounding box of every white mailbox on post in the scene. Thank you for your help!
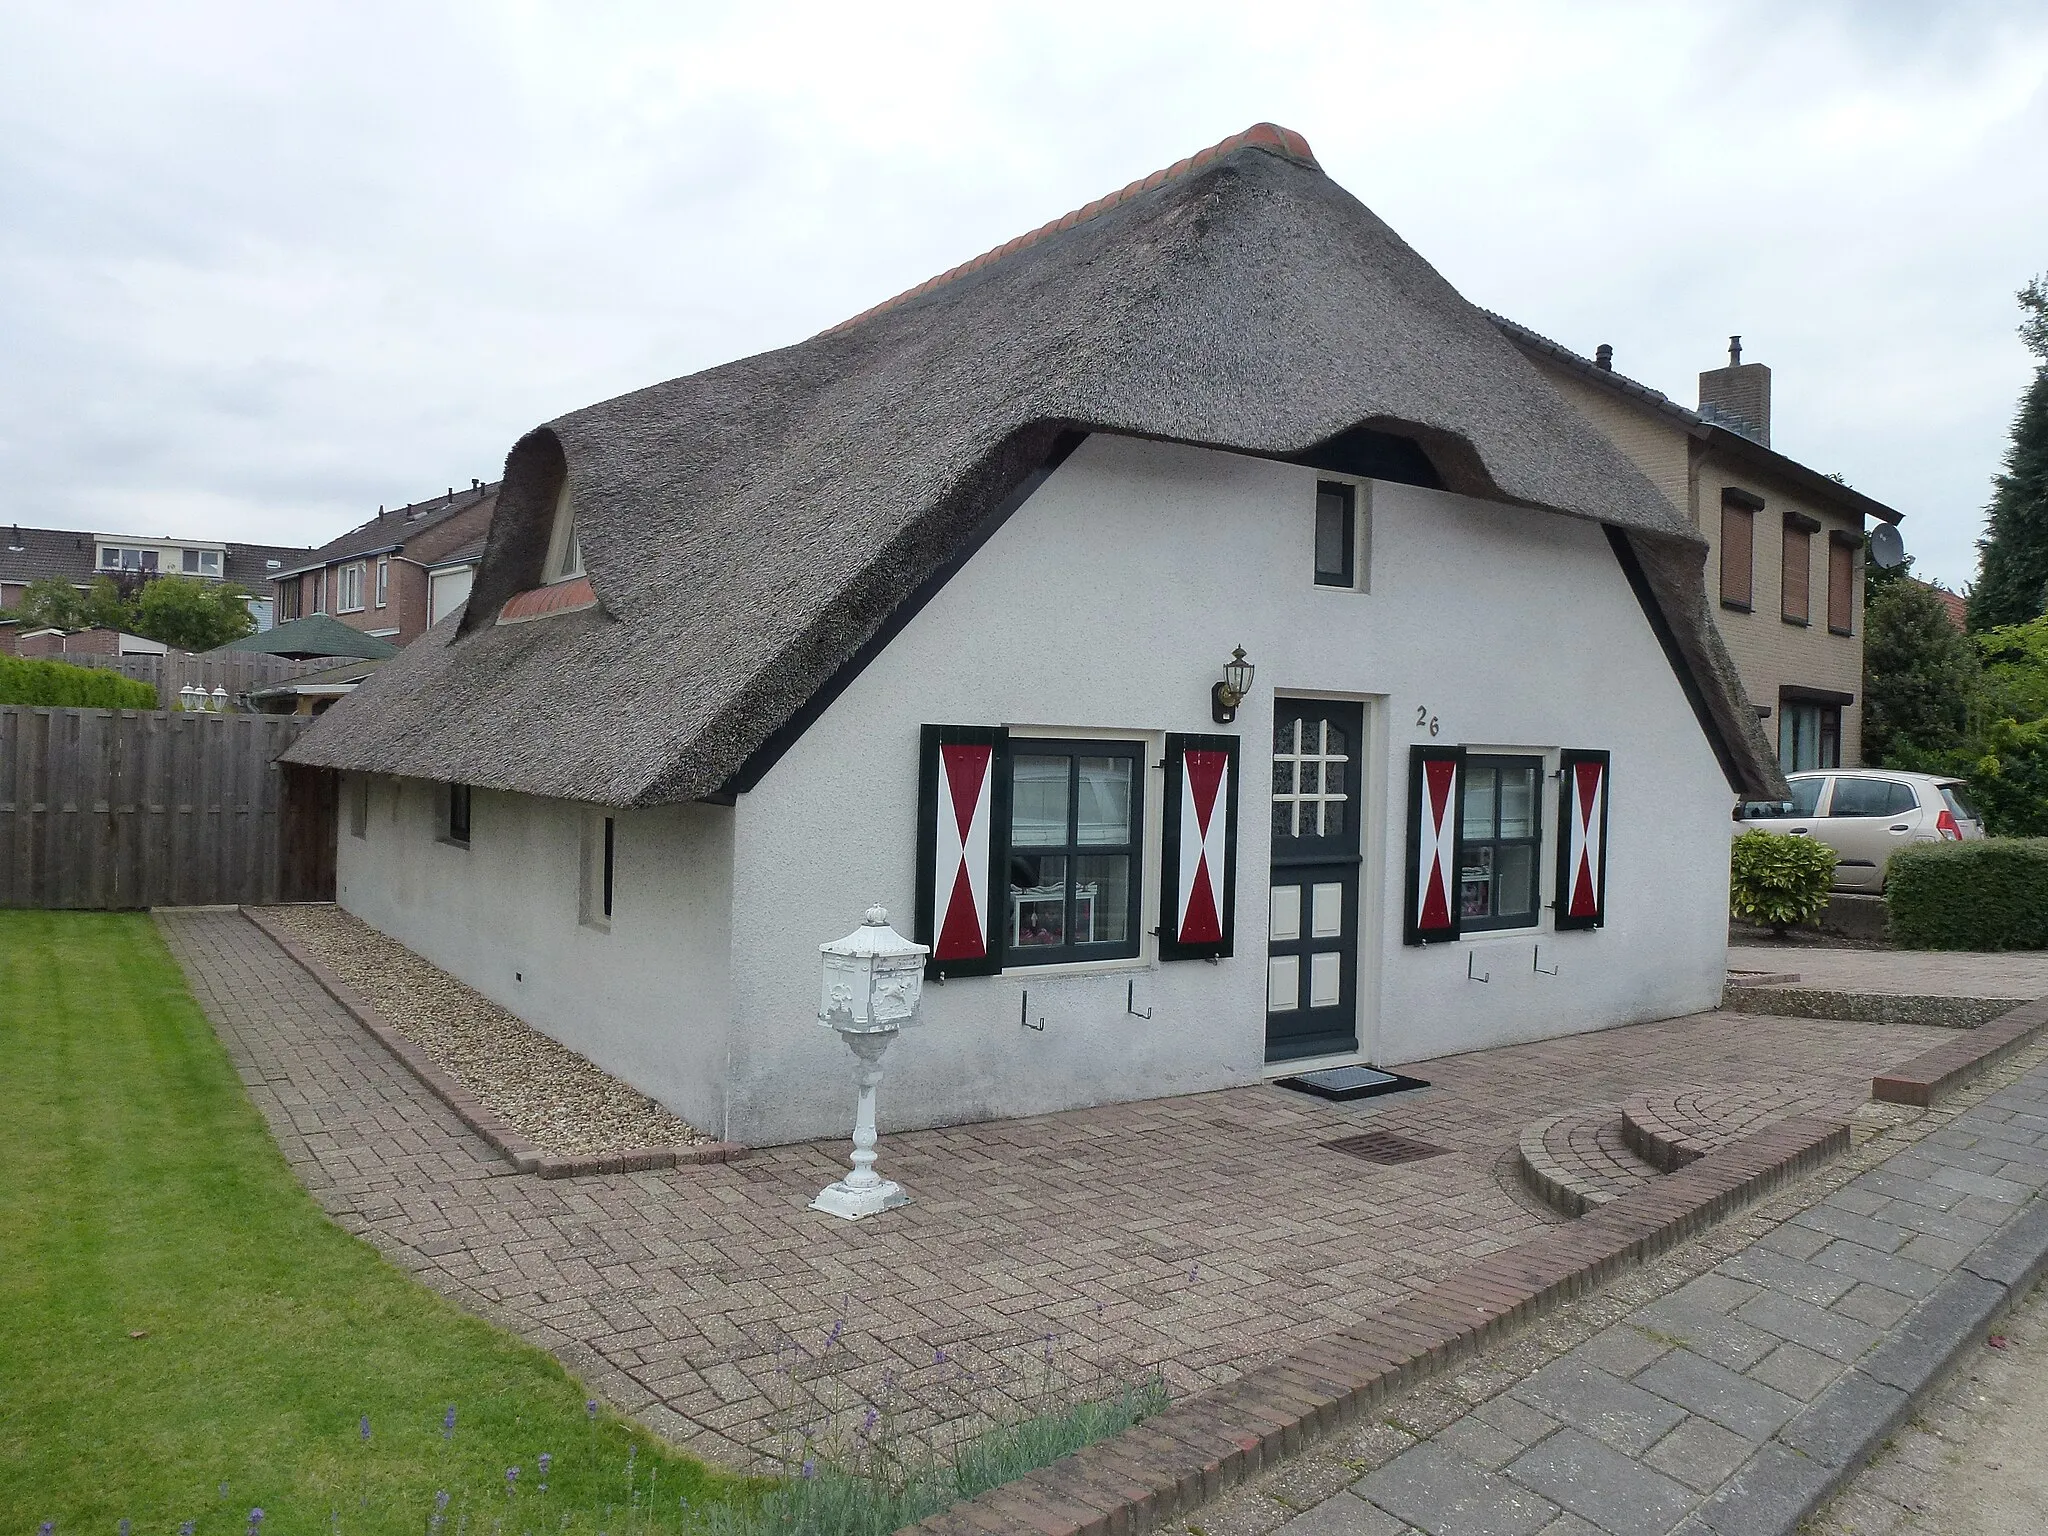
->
[811,905,927,1220]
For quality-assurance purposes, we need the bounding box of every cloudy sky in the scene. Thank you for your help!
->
[3,2,2044,589]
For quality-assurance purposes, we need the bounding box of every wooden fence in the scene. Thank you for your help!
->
[61,649,327,704]
[0,706,337,908]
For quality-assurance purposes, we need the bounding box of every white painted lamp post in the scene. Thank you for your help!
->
[810,905,927,1221]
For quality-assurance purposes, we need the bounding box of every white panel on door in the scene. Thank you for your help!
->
[1269,885,1302,942]
[1309,951,1342,1008]
[1311,881,1343,939]
[1267,956,1300,1011]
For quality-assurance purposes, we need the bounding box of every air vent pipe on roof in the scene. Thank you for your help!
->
[1595,344,1613,371]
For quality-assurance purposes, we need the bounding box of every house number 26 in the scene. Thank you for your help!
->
[1415,706,1440,737]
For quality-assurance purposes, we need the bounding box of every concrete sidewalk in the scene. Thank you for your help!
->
[1189,1043,2048,1536]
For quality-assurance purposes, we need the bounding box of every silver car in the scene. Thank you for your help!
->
[1735,770,1986,892]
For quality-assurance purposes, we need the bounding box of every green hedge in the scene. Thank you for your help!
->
[0,654,158,709]
[1887,839,2048,950]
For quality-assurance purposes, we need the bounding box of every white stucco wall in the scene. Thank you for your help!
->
[726,434,1732,1146]
[334,775,734,1136]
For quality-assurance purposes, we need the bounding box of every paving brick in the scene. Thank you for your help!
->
[1729,1290,1878,1364]
[1630,1295,1781,1372]
[1635,1351,1802,1442]
[1505,1426,1697,1536]
[1716,1248,1858,1309]
[1355,1441,1559,1536]
[1510,1357,1688,1457]
[1807,1239,1946,1301]
[1643,1415,1759,1494]
[1274,1490,1410,1534]
[1742,1341,1842,1403]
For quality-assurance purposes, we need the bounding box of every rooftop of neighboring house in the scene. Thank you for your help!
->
[220,613,401,661]
[0,524,310,591]
[1911,578,1969,632]
[286,121,1783,804]
[276,481,501,579]
[1490,316,1904,528]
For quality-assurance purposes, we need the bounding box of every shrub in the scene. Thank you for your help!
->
[0,654,157,708]
[1729,828,1837,934]
[1886,838,2048,950]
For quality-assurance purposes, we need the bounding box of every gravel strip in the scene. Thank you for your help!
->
[257,903,706,1155]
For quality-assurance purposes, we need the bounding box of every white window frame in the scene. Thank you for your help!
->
[1311,476,1372,595]
[375,556,389,608]
[337,562,365,613]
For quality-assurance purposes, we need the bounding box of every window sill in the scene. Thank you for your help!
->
[1781,615,1811,628]
[338,606,365,615]
[999,953,1153,981]
[1828,625,1853,637]
[1461,923,1545,941]
[436,835,471,851]
[1720,599,1753,614]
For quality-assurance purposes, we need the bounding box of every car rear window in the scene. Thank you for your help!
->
[1941,784,1982,822]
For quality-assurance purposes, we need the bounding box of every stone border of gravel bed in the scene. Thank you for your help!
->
[240,906,749,1178]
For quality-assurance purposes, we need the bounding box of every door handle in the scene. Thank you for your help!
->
[1888,824,1910,834]
[1787,828,1809,836]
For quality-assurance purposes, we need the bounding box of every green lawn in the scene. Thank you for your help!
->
[0,911,750,1533]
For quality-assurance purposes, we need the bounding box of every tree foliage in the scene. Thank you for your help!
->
[1,573,254,652]
[1969,275,2048,631]
[1862,578,1982,772]
[131,575,256,652]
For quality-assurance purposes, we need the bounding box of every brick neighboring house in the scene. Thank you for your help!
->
[1495,324,1905,773]
[1,524,308,616]
[271,482,498,646]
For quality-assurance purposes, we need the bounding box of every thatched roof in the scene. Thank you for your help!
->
[286,124,1781,803]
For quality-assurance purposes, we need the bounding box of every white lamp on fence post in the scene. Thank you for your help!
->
[810,905,928,1221]
[210,686,228,713]
[179,685,199,712]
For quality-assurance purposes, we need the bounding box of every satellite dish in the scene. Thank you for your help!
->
[1869,523,1907,570]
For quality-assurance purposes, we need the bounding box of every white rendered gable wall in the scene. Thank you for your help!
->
[726,434,1730,1146]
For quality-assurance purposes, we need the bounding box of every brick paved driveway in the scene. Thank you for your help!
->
[1728,945,2048,997]
[158,911,1960,1472]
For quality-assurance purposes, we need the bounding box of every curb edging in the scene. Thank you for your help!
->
[900,1115,1850,1536]
[1723,986,2022,1030]
[1874,997,2048,1108]
[238,906,746,1177]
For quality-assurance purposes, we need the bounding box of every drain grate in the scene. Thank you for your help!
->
[1320,1130,1450,1165]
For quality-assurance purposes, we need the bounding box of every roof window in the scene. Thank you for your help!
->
[543,482,584,584]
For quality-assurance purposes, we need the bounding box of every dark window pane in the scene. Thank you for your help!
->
[1011,755,1069,845]
[1075,855,1129,943]
[1883,782,1919,816]
[1495,845,1536,916]
[1787,777,1825,816]
[1460,845,1493,918]
[1315,483,1353,586]
[1273,800,1297,841]
[1300,759,1321,796]
[1462,768,1496,841]
[1942,784,1981,821]
[1076,757,1132,846]
[1009,854,1067,948]
[1272,758,1295,797]
[1499,767,1536,839]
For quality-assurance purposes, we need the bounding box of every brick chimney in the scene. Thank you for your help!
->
[1697,335,1771,447]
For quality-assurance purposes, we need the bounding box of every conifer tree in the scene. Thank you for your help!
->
[1969,276,2048,630]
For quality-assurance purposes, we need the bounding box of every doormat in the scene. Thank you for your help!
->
[1275,1065,1432,1102]
[1319,1129,1449,1164]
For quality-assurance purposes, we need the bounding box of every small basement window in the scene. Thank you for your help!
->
[1459,755,1543,932]
[447,783,471,845]
[1314,481,1357,588]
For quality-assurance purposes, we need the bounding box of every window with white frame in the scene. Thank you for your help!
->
[180,549,222,577]
[375,556,389,608]
[337,562,365,613]
[543,482,584,583]
[579,812,615,929]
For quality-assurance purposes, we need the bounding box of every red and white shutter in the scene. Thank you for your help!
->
[914,725,1008,977]
[1404,745,1464,944]
[1160,733,1238,961]
[1554,750,1610,931]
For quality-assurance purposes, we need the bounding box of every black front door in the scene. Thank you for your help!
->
[1266,700,1363,1063]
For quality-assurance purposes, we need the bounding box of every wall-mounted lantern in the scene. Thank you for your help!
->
[1210,646,1256,725]
[810,905,928,1221]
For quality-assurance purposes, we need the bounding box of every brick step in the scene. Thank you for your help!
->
[1515,1109,1659,1217]
[1620,1082,1837,1173]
